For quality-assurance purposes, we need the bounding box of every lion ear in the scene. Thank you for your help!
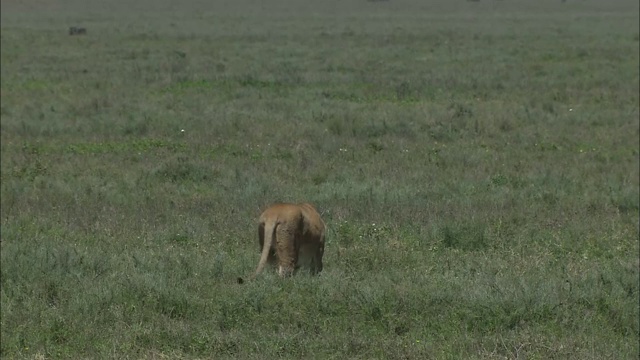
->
[237,277,245,284]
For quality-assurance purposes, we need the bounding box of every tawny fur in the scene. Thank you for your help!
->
[239,203,325,283]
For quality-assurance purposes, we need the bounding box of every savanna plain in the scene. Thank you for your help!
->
[1,0,639,358]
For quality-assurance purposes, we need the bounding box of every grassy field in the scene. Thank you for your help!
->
[1,0,639,358]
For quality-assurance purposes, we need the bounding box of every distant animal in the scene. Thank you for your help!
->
[237,203,325,283]
[68,27,87,36]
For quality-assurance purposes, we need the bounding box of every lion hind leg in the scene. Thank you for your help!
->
[275,223,298,278]
[309,243,324,275]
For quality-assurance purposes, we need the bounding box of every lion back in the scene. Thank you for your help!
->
[298,203,325,242]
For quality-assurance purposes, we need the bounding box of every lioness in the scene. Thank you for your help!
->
[238,203,325,283]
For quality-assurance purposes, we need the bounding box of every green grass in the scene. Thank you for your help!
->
[1,0,639,358]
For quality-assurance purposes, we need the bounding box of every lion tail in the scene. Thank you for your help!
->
[251,218,277,280]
